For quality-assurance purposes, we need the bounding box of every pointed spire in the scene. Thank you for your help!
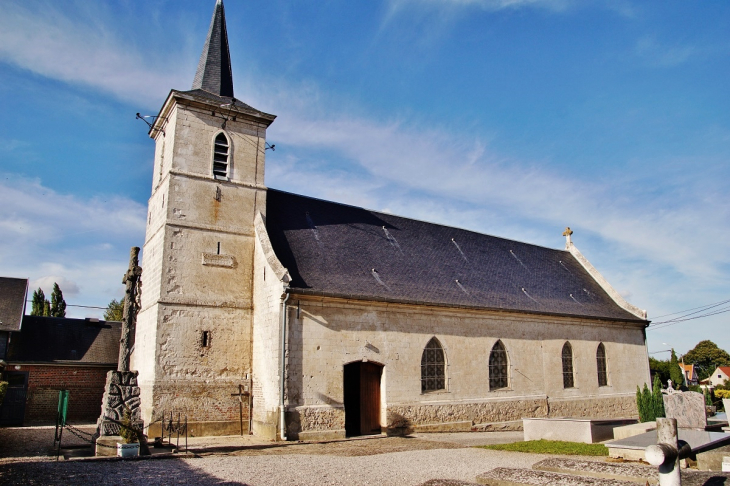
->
[192,0,234,98]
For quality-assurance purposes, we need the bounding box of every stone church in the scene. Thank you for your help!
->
[132,0,651,440]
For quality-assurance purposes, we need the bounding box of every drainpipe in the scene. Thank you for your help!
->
[279,289,290,441]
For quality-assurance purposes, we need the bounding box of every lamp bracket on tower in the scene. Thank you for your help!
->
[136,113,167,137]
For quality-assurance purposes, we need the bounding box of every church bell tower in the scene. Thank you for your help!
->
[133,0,276,436]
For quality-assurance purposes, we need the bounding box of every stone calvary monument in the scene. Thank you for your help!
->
[95,247,145,454]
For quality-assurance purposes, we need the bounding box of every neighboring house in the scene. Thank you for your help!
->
[0,277,29,365]
[131,1,651,439]
[707,366,730,388]
[679,363,699,387]
[0,316,120,425]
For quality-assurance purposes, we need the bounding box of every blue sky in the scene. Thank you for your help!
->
[0,0,728,357]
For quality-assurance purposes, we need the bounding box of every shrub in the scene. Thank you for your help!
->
[715,389,730,399]
[636,378,665,422]
[652,375,665,419]
[119,408,137,444]
[0,381,7,407]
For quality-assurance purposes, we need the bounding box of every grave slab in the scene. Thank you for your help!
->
[475,467,638,485]
[532,458,655,484]
[605,428,730,467]
[612,421,657,441]
[522,418,636,444]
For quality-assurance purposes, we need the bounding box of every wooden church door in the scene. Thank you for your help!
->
[344,362,382,436]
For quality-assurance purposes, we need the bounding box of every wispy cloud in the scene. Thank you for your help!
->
[386,0,572,14]
[0,1,191,106]
[635,36,697,68]
[255,80,730,290]
[0,174,146,317]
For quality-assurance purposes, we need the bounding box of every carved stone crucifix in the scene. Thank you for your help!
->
[118,247,142,372]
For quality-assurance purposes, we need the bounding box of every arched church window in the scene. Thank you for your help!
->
[489,340,509,390]
[596,343,608,387]
[421,337,445,392]
[213,133,229,179]
[562,341,574,388]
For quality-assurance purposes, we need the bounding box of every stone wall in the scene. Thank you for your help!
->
[547,394,637,419]
[133,95,272,437]
[285,394,637,437]
[286,405,345,440]
[282,295,648,438]
[251,214,288,439]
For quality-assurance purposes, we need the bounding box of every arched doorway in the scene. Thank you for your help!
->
[343,361,382,436]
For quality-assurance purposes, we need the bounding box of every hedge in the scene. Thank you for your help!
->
[0,381,7,407]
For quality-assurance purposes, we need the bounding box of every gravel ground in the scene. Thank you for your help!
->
[0,447,547,486]
[0,426,547,486]
[12,427,723,486]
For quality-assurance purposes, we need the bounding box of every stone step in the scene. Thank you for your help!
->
[475,467,640,486]
[532,458,655,484]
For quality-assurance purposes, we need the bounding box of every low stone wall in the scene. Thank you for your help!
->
[546,394,637,419]
[287,394,637,437]
[286,406,345,440]
[387,397,548,434]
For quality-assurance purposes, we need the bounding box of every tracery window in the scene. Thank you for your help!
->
[562,341,574,388]
[421,337,445,392]
[489,340,509,390]
[596,342,608,387]
[213,133,229,179]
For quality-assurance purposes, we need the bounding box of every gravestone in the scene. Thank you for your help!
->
[663,390,706,429]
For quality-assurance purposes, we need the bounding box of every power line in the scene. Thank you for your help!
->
[647,304,730,331]
[26,299,107,310]
[649,300,730,326]
[651,298,730,319]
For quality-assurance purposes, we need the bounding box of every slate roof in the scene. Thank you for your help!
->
[265,189,645,323]
[0,277,28,331]
[7,316,120,365]
[192,0,234,98]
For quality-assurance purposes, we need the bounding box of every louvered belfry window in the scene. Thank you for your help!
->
[421,337,445,392]
[213,133,229,179]
[562,342,574,388]
[489,340,509,390]
[597,343,608,387]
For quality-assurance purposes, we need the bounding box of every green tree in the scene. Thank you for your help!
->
[704,388,713,406]
[43,300,51,317]
[652,375,665,419]
[669,349,685,388]
[50,283,66,318]
[649,357,671,386]
[681,341,730,381]
[104,298,124,322]
[30,288,46,316]
[642,384,655,421]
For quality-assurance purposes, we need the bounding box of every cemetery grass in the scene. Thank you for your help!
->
[477,439,608,456]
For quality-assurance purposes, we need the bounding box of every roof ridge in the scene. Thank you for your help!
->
[266,187,564,252]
